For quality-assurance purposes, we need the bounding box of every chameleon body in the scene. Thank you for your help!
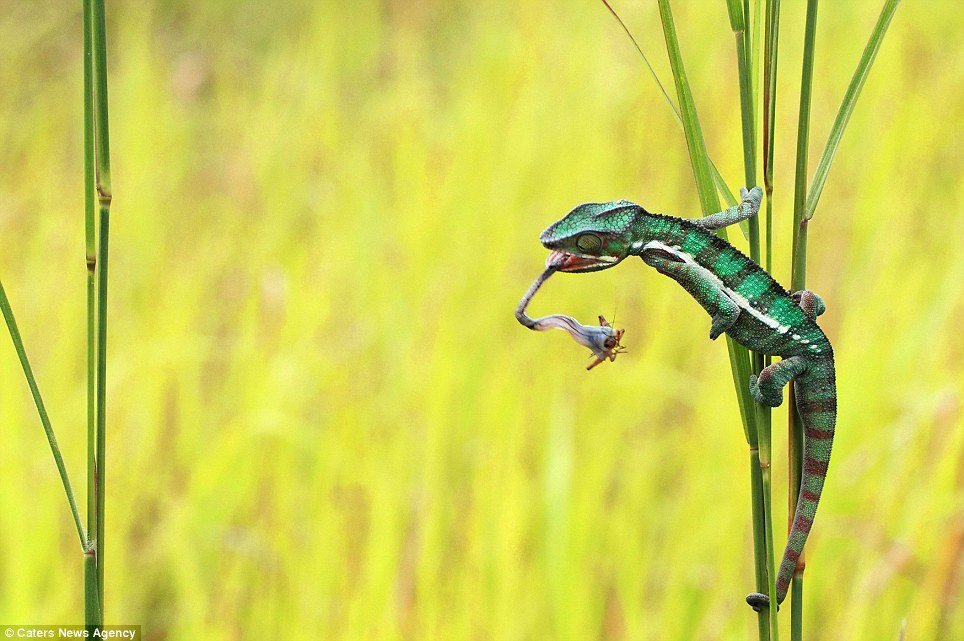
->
[537,187,835,607]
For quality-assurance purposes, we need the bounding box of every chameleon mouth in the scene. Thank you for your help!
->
[546,250,621,273]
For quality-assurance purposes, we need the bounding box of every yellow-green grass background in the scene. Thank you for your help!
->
[1,1,961,639]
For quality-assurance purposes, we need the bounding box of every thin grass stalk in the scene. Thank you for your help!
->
[652,0,759,404]
[758,0,777,379]
[91,0,112,616]
[725,0,758,254]
[654,0,713,200]
[595,22,766,633]
[790,571,804,639]
[0,283,87,549]
[748,447,770,641]
[84,549,101,627]
[649,26,774,640]
[751,0,762,127]
[95,212,109,615]
[725,2,771,638]
[656,0,765,426]
[82,0,102,626]
[788,2,819,638]
[787,0,903,635]
[757,1,782,637]
[762,0,781,270]
[756,410,778,639]
[759,461,778,639]
[83,0,96,538]
[791,0,819,272]
[804,0,901,220]
[742,0,753,132]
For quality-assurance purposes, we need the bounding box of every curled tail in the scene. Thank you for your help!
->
[775,357,836,604]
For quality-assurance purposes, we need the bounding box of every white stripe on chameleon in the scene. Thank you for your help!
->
[643,241,793,336]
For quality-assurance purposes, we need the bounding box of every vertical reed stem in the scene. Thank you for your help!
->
[90,0,112,617]
[652,0,759,444]
[759,1,781,638]
[82,0,101,626]
[789,2,819,639]
[84,549,101,627]
[726,2,770,638]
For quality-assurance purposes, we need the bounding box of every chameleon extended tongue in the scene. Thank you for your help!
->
[515,267,556,329]
[515,267,626,370]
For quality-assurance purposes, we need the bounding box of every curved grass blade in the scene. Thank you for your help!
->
[599,1,745,220]
[804,0,901,220]
[0,281,87,549]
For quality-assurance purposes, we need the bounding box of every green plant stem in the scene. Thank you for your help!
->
[726,0,760,244]
[83,0,101,626]
[95,212,109,614]
[749,446,770,641]
[751,0,762,122]
[804,0,901,219]
[791,570,804,638]
[91,0,112,617]
[758,416,779,640]
[84,550,102,627]
[655,0,713,204]
[84,0,96,552]
[792,0,819,270]
[725,4,770,638]
[757,1,781,638]
[762,0,779,202]
[762,0,779,272]
[654,0,763,426]
[789,2,819,637]
[653,17,775,640]
[725,0,758,226]
[0,282,87,549]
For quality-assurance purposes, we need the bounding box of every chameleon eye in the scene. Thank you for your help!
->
[576,232,602,253]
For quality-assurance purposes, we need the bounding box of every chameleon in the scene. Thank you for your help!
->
[528,186,835,609]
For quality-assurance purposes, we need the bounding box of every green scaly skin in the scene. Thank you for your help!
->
[537,186,835,608]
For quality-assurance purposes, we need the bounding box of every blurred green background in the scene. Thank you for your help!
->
[1,1,961,639]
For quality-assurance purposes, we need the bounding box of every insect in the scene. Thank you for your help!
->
[515,266,626,370]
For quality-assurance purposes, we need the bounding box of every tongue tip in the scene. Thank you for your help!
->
[546,250,569,269]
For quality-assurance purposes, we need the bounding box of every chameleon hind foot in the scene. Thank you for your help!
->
[749,374,783,407]
[745,593,778,612]
[750,356,809,407]
[791,289,826,320]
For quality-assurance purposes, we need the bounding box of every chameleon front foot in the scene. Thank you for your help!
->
[745,592,778,612]
[709,309,739,340]
[791,289,826,320]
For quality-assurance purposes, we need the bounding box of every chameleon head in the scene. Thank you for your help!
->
[540,200,645,272]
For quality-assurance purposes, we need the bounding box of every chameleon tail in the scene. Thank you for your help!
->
[774,355,837,604]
